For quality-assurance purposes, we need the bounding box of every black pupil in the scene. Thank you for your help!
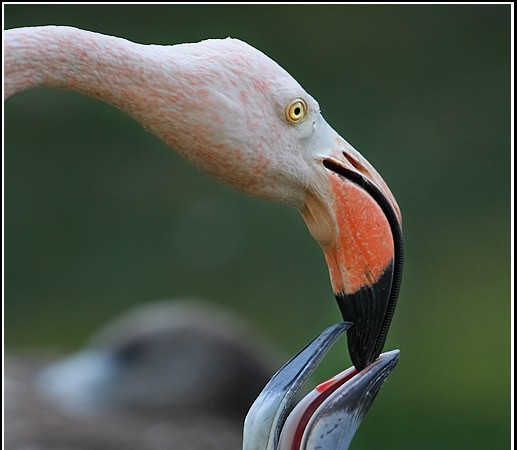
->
[294,107,301,116]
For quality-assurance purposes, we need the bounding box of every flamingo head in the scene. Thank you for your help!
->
[141,38,403,369]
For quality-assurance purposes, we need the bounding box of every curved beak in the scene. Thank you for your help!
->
[36,350,115,415]
[302,131,404,370]
[243,322,351,450]
[243,323,399,450]
[278,349,399,450]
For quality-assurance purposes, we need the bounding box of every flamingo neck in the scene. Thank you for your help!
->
[7,27,128,99]
[4,26,227,187]
[4,26,308,207]
[4,27,172,122]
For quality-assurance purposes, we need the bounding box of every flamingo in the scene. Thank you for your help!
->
[4,26,403,449]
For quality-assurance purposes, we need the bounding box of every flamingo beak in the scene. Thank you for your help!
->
[243,323,399,450]
[302,134,403,371]
[323,141,404,371]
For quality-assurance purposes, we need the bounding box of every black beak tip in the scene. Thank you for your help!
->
[335,261,396,370]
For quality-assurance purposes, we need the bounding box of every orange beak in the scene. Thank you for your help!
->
[302,137,403,371]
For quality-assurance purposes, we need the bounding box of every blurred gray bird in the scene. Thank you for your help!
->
[5,299,283,450]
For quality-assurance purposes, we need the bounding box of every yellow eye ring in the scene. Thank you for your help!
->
[285,98,307,124]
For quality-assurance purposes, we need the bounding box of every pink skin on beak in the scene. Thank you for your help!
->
[321,142,401,295]
[323,153,398,295]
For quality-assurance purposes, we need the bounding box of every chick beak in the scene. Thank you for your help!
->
[243,322,399,450]
[243,322,351,450]
[278,349,400,450]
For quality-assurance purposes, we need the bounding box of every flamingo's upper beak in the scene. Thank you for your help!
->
[302,130,403,371]
[243,322,399,450]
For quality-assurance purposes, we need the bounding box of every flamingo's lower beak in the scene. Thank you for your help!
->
[243,323,399,450]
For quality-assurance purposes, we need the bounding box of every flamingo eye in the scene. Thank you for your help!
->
[285,98,307,124]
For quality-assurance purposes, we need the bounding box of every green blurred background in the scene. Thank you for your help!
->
[4,5,511,449]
